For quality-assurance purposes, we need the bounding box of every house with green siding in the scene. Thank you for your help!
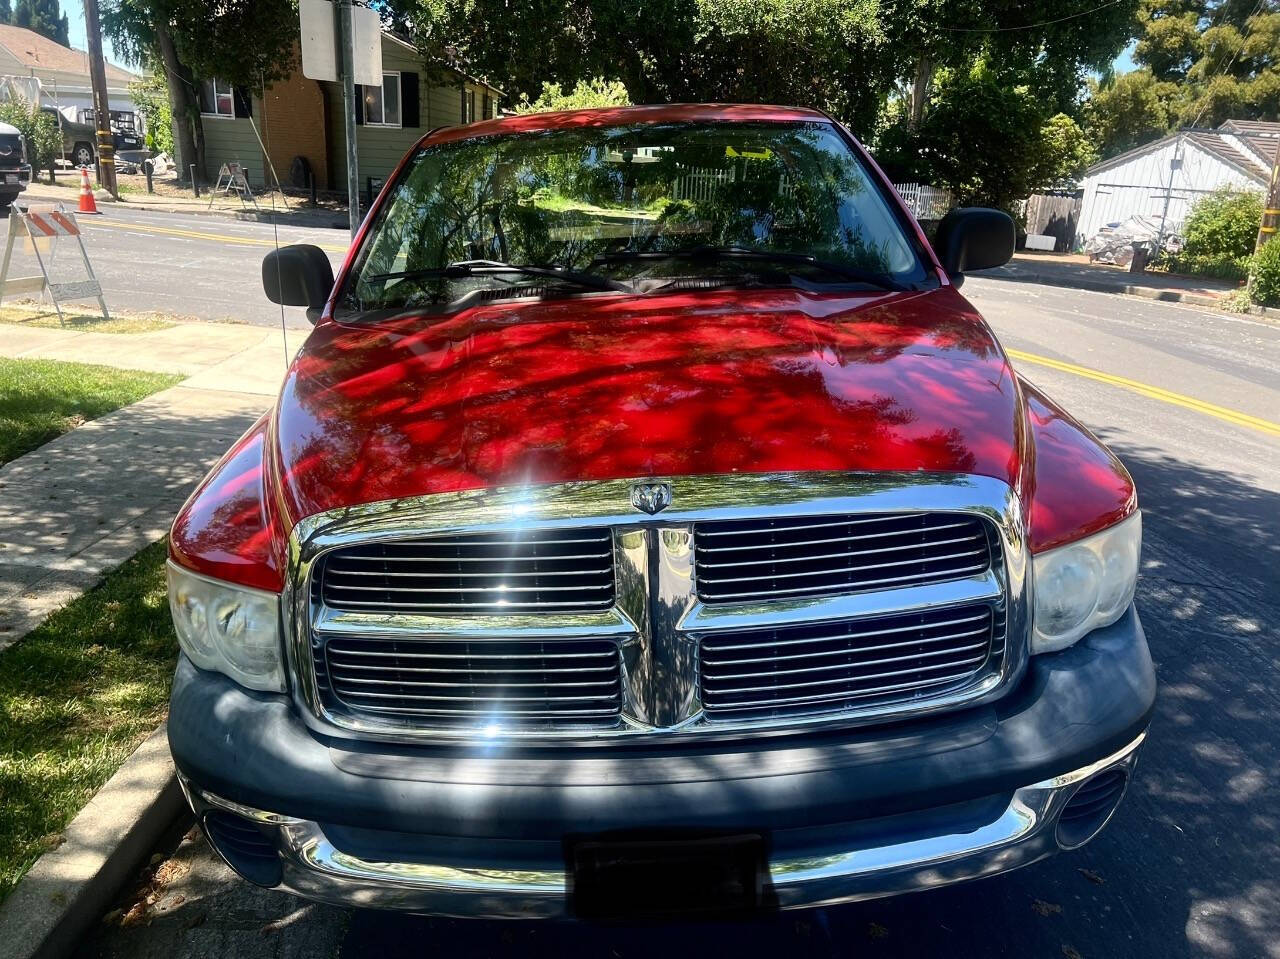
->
[188,30,500,197]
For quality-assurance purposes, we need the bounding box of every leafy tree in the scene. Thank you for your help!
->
[515,77,632,113]
[1093,0,1280,153]
[402,0,1139,204]
[11,0,69,46]
[878,60,1096,209]
[1085,70,1183,158]
[101,0,298,181]
[0,2,11,22]
[128,67,173,155]
[0,98,60,172]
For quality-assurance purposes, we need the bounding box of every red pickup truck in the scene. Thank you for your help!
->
[167,104,1152,919]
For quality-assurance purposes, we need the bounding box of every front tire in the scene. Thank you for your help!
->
[73,143,94,168]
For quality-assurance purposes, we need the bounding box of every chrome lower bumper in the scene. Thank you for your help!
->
[179,732,1144,918]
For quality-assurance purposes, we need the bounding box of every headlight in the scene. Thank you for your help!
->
[167,561,285,691]
[1031,512,1141,654]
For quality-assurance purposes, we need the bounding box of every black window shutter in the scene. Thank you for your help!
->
[354,85,364,124]
[232,87,252,119]
[400,72,420,128]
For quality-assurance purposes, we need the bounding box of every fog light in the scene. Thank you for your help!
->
[203,810,283,887]
[1056,768,1129,849]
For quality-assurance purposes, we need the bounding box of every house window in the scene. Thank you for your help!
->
[363,72,401,127]
[461,87,476,123]
[199,79,234,118]
[482,93,491,120]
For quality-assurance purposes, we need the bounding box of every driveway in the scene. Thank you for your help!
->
[73,267,1280,958]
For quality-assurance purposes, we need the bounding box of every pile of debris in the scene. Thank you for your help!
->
[1084,215,1184,268]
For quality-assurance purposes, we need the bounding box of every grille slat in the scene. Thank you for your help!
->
[696,520,975,552]
[695,533,982,569]
[318,528,615,615]
[694,512,992,605]
[324,581,615,594]
[703,616,989,657]
[703,640,990,679]
[320,636,623,728]
[702,652,989,693]
[698,604,1000,721]
[699,672,979,712]
[697,547,987,585]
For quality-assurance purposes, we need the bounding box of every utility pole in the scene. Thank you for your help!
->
[81,0,117,199]
[1256,134,1280,253]
[1154,133,1183,258]
[337,0,360,237]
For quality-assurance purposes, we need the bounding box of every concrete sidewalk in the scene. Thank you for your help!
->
[0,322,297,649]
[974,252,1239,308]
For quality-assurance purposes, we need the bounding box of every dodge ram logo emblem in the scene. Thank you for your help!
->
[630,482,672,515]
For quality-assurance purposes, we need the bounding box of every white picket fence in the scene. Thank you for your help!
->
[669,168,952,220]
[671,165,797,203]
[893,182,954,220]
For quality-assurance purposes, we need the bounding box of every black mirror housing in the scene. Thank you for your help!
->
[263,245,334,323]
[934,208,1015,287]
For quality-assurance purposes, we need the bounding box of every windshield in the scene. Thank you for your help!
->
[342,120,927,313]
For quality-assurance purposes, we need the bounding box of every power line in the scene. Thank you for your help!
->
[1187,0,1269,129]
[937,0,1128,32]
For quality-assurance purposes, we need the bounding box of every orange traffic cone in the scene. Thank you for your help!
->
[77,166,100,215]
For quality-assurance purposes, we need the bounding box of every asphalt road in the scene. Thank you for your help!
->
[65,217,1280,959]
[21,202,349,327]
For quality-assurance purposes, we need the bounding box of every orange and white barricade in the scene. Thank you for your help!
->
[0,203,109,325]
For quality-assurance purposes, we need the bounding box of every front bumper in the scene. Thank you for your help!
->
[170,606,1155,917]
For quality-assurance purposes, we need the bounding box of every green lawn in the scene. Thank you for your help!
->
[0,541,177,904]
[0,357,182,465]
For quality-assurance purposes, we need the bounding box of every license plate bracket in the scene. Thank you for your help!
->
[566,832,771,920]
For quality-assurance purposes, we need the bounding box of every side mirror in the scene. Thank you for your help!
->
[933,208,1015,288]
[263,245,334,324]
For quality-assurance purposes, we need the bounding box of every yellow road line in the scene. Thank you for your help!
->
[83,217,350,254]
[1006,348,1280,438]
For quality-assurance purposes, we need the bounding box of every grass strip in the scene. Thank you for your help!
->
[0,357,182,465]
[0,303,178,333]
[0,541,177,904]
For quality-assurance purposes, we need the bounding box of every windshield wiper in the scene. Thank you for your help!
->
[590,246,905,292]
[369,259,631,293]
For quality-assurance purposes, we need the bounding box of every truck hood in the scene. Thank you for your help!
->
[271,286,1025,528]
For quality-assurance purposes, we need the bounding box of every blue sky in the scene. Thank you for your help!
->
[63,2,126,67]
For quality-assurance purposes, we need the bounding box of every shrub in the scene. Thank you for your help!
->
[1182,188,1262,261]
[1158,251,1252,283]
[515,78,631,114]
[1250,239,1280,307]
[1220,286,1253,313]
[0,99,60,172]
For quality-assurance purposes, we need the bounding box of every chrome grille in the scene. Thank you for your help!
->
[291,474,1025,742]
[693,512,992,604]
[318,636,623,727]
[699,603,1003,720]
[316,528,615,614]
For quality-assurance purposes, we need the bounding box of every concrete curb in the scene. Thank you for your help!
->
[0,725,184,959]
[17,189,345,230]
[983,269,1228,308]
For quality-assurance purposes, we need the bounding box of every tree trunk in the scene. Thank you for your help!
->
[909,56,933,129]
[155,21,205,182]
